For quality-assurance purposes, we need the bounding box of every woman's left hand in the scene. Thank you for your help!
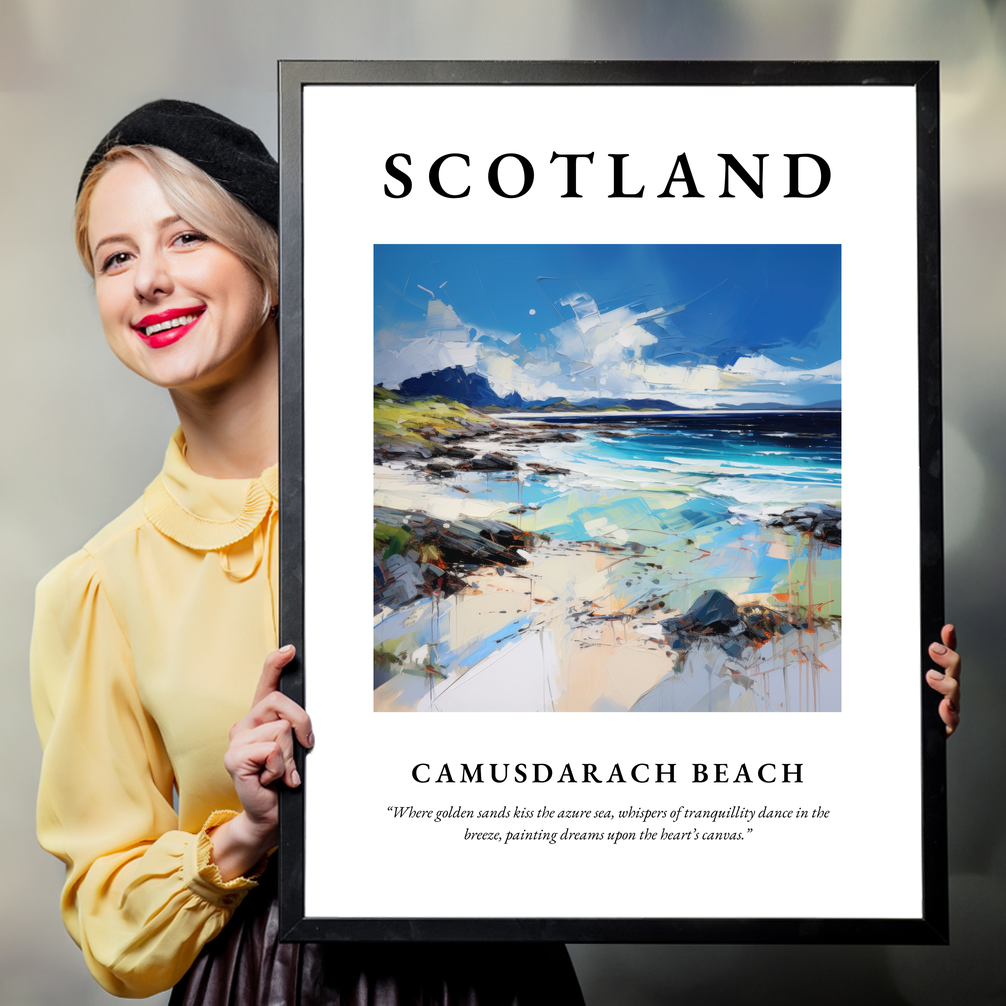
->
[926,624,960,737]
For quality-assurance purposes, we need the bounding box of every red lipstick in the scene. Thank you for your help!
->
[132,306,205,349]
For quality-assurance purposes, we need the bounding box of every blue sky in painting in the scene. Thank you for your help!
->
[374,245,841,408]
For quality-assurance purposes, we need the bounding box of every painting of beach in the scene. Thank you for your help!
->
[373,245,841,713]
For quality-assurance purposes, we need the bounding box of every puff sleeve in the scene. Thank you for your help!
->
[30,549,260,998]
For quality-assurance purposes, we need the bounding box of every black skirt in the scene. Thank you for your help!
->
[169,869,585,1006]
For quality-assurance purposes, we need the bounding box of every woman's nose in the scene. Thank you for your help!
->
[133,249,173,302]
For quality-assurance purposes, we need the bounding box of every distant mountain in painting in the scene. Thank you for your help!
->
[395,366,699,413]
[397,366,526,409]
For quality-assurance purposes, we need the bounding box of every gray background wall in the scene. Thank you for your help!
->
[1,2,1002,1003]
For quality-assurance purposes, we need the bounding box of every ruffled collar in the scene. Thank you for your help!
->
[143,428,278,551]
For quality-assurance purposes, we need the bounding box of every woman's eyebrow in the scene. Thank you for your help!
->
[92,232,133,256]
[92,216,185,257]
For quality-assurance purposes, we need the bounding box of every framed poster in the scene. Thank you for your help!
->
[277,61,946,943]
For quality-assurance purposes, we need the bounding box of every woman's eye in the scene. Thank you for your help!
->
[101,251,132,273]
[173,231,208,248]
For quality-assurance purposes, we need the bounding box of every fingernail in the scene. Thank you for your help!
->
[928,670,944,680]
[280,644,295,654]
[292,768,301,787]
[931,643,947,654]
[306,732,315,748]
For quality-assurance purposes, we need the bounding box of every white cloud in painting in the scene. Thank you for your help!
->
[375,294,841,407]
[725,354,842,385]
[613,356,841,408]
[479,353,568,402]
[375,336,478,390]
[423,299,470,341]
[554,293,663,366]
[375,299,480,388]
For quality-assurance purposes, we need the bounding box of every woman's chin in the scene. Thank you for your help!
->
[110,322,273,395]
[123,353,220,393]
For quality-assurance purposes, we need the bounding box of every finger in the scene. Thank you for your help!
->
[925,667,957,716]
[245,690,314,749]
[926,668,959,700]
[926,671,961,738]
[939,697,960,737]
[252,645,296,707]
[233,720,301,788]
[928,642,961,681]
[258,742,287,787]
[941,623,957,652]
[224,739,287,786]
[230,697,313,752]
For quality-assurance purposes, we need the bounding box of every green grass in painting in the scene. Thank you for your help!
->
[374,386,491,447]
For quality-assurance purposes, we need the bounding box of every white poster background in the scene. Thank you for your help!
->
[301,84,920,920]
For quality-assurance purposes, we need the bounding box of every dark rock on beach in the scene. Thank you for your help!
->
[424,462,456,478]
[764,504,841,546]
[660,589,800,657]
[375,442,436,462]
[501,429,580,445]
[374,506,537,611]
[456,418,497,435]
[661,589,740,636]
[459,452,519,472]
[527,462,571,476]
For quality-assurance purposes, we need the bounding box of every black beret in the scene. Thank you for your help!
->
[78,99,278,228]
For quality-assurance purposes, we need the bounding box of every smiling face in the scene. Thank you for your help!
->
[87,158,272,392]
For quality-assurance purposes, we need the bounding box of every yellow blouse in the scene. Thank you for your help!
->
[31,428,279,998]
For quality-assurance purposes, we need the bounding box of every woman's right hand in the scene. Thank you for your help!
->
[209,645,314,881]
[926,624,961,737]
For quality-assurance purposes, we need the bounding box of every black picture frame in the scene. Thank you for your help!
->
[277,60,945,944]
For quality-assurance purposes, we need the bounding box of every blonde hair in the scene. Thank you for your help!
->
[75,145,278,323]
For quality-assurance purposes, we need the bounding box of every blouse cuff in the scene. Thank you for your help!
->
[183,810,269,909]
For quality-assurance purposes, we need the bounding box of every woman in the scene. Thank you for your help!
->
[31,100,586,1003]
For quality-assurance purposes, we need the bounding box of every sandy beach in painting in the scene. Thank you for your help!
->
[375,531,839,714]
